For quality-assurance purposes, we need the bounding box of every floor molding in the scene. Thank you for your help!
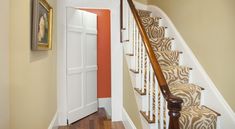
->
[122,108,137,129]
[98,98,111,118]
[48,112,59,129]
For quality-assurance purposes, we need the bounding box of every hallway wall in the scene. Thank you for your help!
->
[10,0,57,129]
[148,0,235,111]
[135,0,148,4]
[0,0,10,129]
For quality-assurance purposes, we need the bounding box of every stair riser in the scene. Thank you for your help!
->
[141,17,160,28]
[155,51,180,67]
[130,57,137,71]
[163,67,191,86]
[150,38,172,52]
[171,87,201,107]
[140,113,157,129]
[146,26,165,40]
[138,10,152,18]
[135,74,142,89]
[134,91,147,111]
[125,55,133,68]
[180,106,218,129]
[123,41,133,54]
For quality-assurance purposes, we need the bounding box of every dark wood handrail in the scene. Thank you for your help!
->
[122,0,183,129]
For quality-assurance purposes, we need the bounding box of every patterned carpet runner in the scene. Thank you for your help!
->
[138,9,220,129]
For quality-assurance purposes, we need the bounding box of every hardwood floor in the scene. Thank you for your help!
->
[59,108,125,129]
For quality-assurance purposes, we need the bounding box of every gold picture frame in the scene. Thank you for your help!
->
[31,0,53,50]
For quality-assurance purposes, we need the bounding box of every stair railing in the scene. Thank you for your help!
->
[120,0,183,129]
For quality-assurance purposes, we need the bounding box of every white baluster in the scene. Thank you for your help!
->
[132,21,136,70]
[130,13,134,54]
[155,78,159,128]
[160,92,164,129]
[146,56,150,116]
[128,9,132,54]
[135,29,139,72]
[141,46,145,93]
[149,65,154,121]
[131,16,134,64]
[138,34,142,89]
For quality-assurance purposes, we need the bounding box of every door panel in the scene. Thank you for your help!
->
[67,74,83,111]
[86,71,97,104]
[83,11,97,30]
[85,34,97,66]
[66,8,98,124]
[67,31,83,68]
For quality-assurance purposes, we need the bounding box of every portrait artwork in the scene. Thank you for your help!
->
[32,0,53,50]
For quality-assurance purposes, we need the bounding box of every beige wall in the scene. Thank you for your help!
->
[9,0,57,129]
[0,0,10,129]
[123,58,142,129]
[135,0,148,4]
[148,0,235,111]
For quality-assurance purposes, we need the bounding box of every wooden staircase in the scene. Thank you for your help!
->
[121,0,221,129]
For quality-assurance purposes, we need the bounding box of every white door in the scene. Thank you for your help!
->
[66,8,98,124]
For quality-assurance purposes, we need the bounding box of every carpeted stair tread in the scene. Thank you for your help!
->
[141,17,160,28]
[169,83,202,107]
[146,26,166,40]
[135,9,220,128]
[138,9,152,18]
[162,66,191,86]
[150,38,173,51]
[180,106,218,129]
[155,50,180,67]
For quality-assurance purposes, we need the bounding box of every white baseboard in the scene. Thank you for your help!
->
[122,108,137,129]
[98,98,111,117]
[48,112,59,129]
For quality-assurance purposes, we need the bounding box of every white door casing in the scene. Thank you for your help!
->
[57,0,123,124]
[66,8,98,124]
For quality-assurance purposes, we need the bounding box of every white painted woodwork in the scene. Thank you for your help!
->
[66,8,98,124]
[57,0,123,124]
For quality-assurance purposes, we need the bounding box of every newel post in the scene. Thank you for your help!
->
[167,96,183,129]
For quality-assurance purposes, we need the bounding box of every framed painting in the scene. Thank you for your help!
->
[31,0,53,50]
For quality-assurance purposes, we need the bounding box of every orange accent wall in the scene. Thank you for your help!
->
[81,9,111,98]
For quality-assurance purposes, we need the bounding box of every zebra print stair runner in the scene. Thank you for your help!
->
[137,9,220,129]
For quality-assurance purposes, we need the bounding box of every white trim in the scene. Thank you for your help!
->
[48,112,59,129]
[122,108,137,129]
[133,1,148,10]
[98,98,112,117]
[57,0,68,125]
[57,0,123,125]
[133,2,235,128]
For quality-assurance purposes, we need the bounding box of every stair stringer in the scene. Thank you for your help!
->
[123,43,156,129]
[123,49,146,129]
[134,1,235,129]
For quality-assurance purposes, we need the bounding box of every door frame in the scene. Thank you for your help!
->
[57,0,123,125]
